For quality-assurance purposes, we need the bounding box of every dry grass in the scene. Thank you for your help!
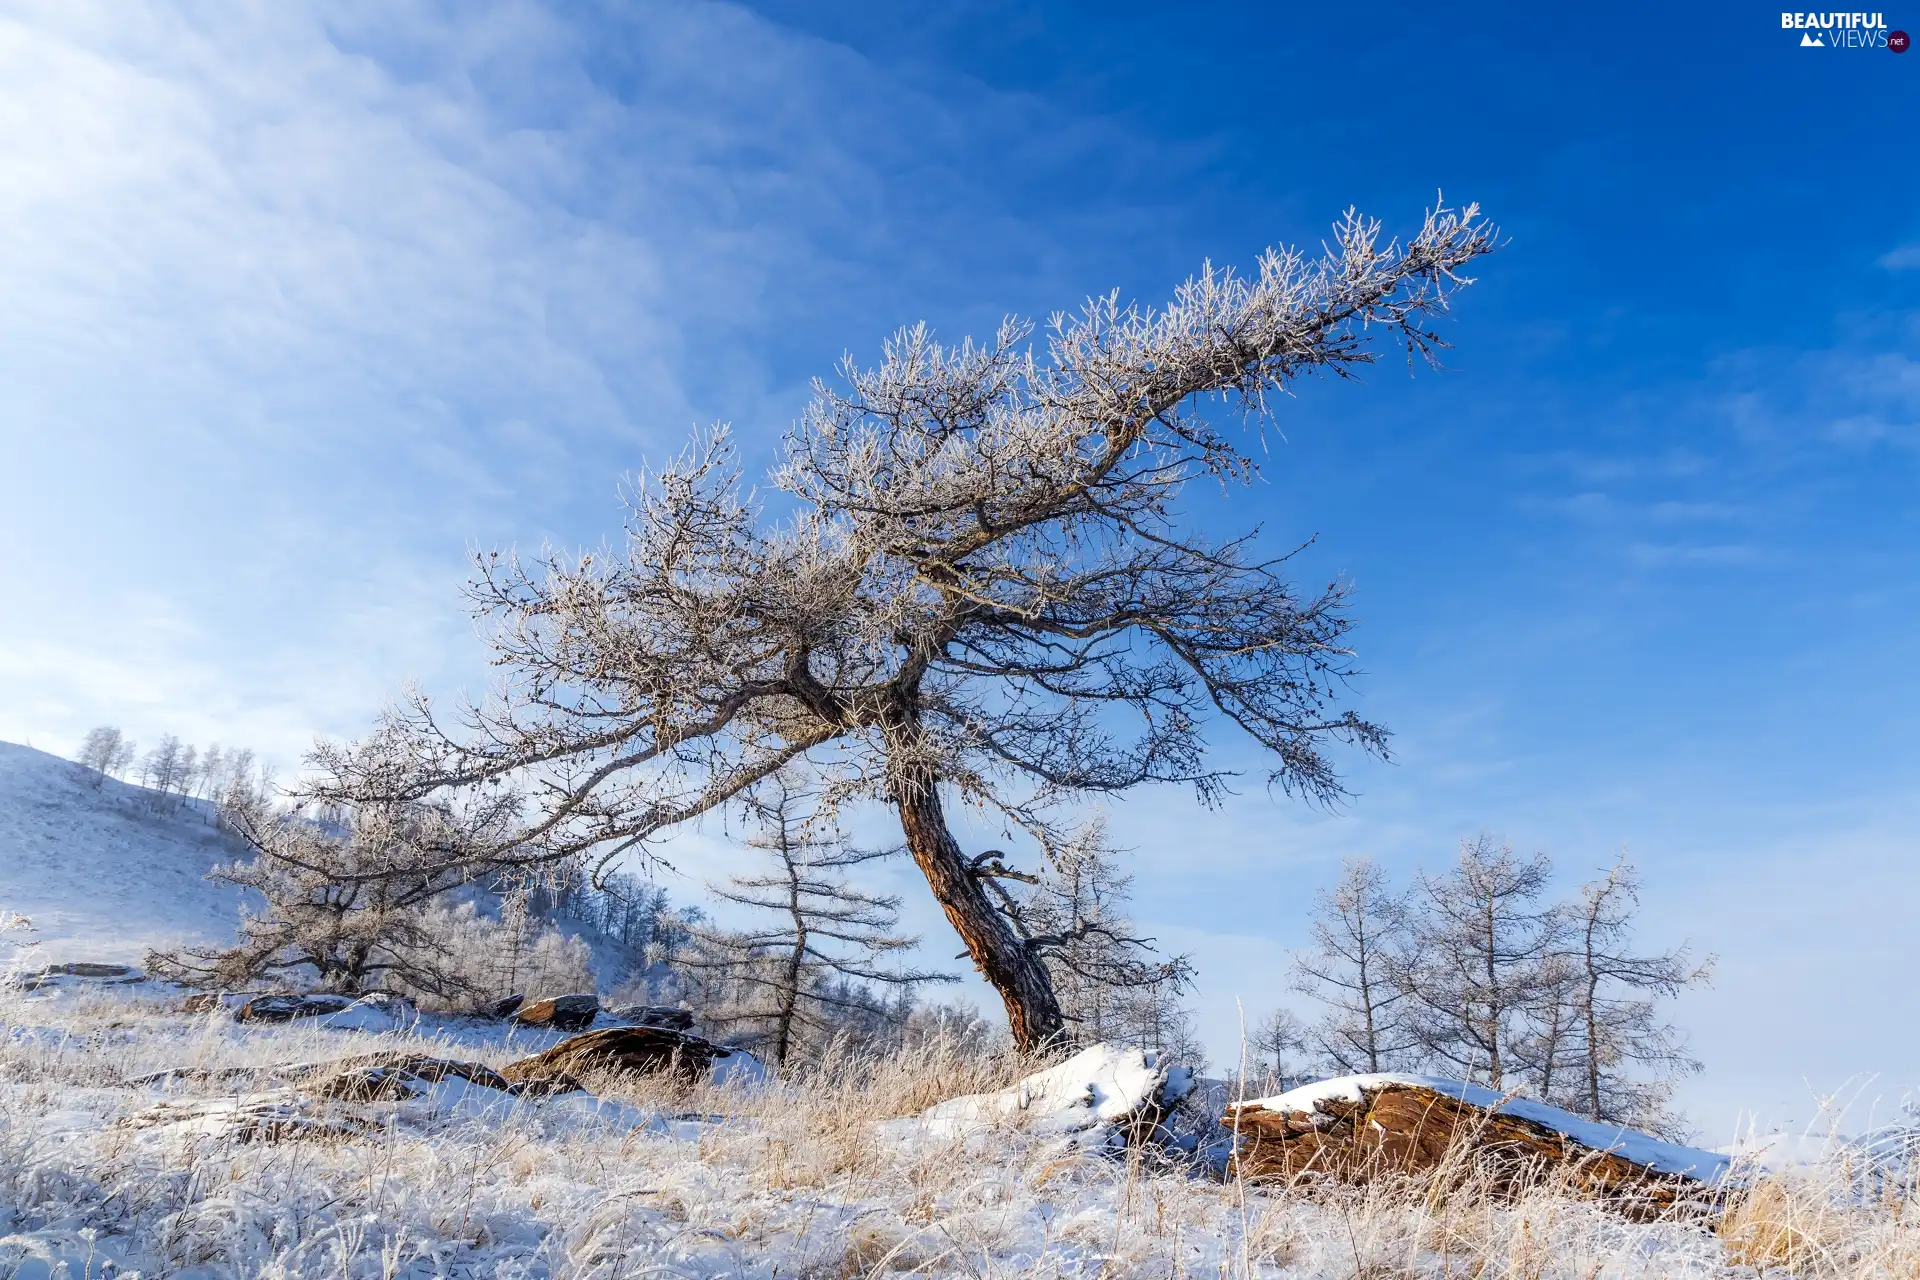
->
[1,982,1916,1277]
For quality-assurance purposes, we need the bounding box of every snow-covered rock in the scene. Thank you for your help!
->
[607,1003,695,1031]
[887,1043,1195,1154]
[120,1089,376,1143]
[234,992,356,1022]
[6,961,147,990]
[120,1049,699,1147]
[313,992,418,1033]
[1227,1073,1728,1208]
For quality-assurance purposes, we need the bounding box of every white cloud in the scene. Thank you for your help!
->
[1877,243,1920,270]
[0,0,1054,758]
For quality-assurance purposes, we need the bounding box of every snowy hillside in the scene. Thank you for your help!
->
[0,741,250,963]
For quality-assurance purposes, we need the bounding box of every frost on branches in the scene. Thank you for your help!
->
[311,202,1499,1049]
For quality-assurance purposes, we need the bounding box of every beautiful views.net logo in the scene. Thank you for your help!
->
[1781,12,1910,49]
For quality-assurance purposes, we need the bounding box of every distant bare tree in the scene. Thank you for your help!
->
[76,726,124,785]
[218,748,260,807]
[1292,856,1416,1073]
[681,774,949,1064]
[196,744,225,801]
[1401,836,1558,1091]
[142,735,186,800]
[1516,947,1583,1105]
[1247,1006,1311,1094]
[1558,857,1712,1127]
[1014,821,1195,1051]
[310,203,1497,1049]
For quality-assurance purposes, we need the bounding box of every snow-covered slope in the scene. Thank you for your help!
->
[0,741,250,964]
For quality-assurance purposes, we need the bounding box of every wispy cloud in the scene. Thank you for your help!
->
[1878,243,1920,270]
[0,1,1175,757]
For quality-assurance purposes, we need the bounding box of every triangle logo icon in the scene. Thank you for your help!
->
[1800,31,1825,45]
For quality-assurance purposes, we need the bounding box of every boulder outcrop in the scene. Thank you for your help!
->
[500,1025,730,1088]
[1225,1074,1727,1212]
[511,993,599,1032]
[608,1004,694,1031]
[234,993,357,1022]
[9,961,147,989]
[478,993,525,1019]
[293,1053,518,1101]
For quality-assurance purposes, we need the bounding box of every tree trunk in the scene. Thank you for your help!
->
[890,767,1064,1052]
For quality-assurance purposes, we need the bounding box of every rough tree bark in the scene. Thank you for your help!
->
[891,764,1065,1049]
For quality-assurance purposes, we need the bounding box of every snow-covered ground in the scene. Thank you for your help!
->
[2,739,1916,1276]
[0,743,252,964]
[0,980,1796,1279]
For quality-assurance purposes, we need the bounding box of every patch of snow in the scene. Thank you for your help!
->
[709,1046,768,1089]
[0,1223,144,1280]
[1234,1073,1730,1182]
[313,995,418,1034]
[0,742,253,963]
[892,1043,1192,1151]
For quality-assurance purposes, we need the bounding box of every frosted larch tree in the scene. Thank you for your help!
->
[311,203,1497,1049]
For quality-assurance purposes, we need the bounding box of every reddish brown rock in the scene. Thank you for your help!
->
[500,1026,728,1089]
[1226,1081,1711,1215]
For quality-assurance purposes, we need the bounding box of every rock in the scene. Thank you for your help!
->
[130,1064,269,1089]
[123,1052,662,1143]
[500,1025,730,1089]
[134,1052,556,1099]
[1224,1074,1727,1213]
[10,961,147,989]
[891,1043,1195,1154]
[511,992,599,1032]
[234,993,357,1023]
[293,1053,517,1101]
[608,1004,695,1031]
[478,993,525,1019]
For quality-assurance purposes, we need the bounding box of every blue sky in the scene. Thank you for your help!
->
[1,1,1915,1134]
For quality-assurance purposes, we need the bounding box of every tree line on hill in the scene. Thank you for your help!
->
[75,725,274,818]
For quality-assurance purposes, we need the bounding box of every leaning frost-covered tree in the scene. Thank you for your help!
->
[315,203,1497,1049]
